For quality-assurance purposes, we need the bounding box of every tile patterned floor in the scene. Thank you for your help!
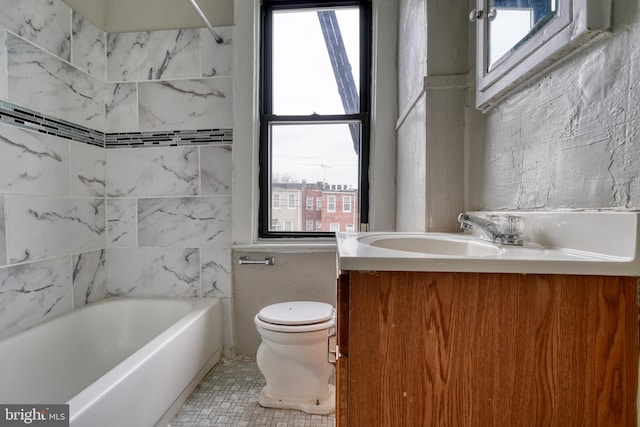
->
[169,359,336,427]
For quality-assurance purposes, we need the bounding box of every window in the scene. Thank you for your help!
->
[316,221,322,231]
[306,219,314,230]
[271,219,279,230]
[327,196,336,213]
[288,194,296,209]
[330,223,340,232]
[284,220,293,231]
[343,196,352,212]
[346,223,355,232]
[272,194,280,209]
[259,0,371,237]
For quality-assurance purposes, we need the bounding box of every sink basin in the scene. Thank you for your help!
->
[358,234,500,257]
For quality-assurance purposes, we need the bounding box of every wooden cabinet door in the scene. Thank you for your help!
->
[345,271,638,427]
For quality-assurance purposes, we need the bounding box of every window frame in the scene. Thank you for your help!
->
[258,0,372,238]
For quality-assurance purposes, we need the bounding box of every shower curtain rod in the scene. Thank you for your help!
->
[187,0,223,43]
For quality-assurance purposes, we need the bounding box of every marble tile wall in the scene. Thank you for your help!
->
[0,31,6,101]
[71,11,106,80]
[0,257,73,340]
[2,6,106,131]
[106,144,233,349]
[107,29,200,82]
[106,27,233,132]
[0,0,71,62]
[0,198,6,267]
[102,18,234,350]
[0,1,233,134]
[0,1,109,339]
[0,119,107,339]
[138,79,232,131]
[0,2,106,130]
[201,28,233,78]
[6,197,105,264]
[72,249,107,306]
[105,83,137,132]
[0,1,234,348]
[7,34,105,131]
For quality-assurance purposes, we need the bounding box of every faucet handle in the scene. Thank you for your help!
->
[459,222,472,231]
[487,215,524,245]
[489,215,525,235]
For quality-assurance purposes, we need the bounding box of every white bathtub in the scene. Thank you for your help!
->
[0,297,223,427]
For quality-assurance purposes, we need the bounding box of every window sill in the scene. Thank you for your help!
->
[232,239,337,253]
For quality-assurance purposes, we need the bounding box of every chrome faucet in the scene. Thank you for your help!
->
[457,213,523,246]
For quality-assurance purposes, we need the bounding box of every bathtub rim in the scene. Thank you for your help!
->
[66,296,222,424]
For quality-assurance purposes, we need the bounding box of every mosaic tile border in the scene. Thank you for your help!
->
[0,101,105,147]
[0,101,233,149]
[105,129,233,148]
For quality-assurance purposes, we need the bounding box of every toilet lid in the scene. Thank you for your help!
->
[258,301,334,326]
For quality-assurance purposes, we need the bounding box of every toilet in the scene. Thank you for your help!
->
[254,301,336,415]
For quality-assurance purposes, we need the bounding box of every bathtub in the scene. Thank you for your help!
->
[0,297,223,427]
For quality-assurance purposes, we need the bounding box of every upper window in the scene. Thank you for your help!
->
[327,195,336,213]
[259,0,371,238]
[343,195,352,212]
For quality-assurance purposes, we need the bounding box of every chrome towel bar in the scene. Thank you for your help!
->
[238,256,275,266]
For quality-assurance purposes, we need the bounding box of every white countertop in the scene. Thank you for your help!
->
[335,211,640,276]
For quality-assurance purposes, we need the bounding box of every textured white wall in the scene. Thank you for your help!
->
[398,0,426,114]
[396,0,468,232]
[397,94,428,231]
[469,0,640,210]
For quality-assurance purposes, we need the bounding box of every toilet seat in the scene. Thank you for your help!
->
[256,301,335,332]
[259,301,334,325]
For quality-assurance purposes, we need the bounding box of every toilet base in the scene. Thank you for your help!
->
[258,384,335,415]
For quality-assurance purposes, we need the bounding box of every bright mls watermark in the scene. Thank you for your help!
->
[0,405,68,426]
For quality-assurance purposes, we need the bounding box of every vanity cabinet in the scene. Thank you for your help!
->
[336,271,638,426]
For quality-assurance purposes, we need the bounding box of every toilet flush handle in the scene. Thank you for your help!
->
[327,326,338,364]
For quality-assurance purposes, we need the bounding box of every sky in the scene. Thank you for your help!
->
[488,2,557,68]
[489,9,533,67]
[270,8,360,188]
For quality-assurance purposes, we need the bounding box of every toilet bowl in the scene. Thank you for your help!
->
[254,301,336,415]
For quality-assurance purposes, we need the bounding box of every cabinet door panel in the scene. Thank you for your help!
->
[346,271,638,427]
